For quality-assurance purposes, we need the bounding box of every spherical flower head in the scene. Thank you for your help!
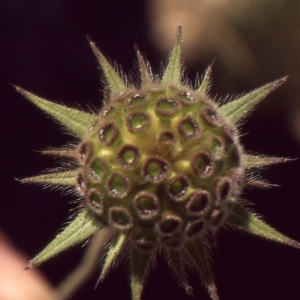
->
[17,26,299,300]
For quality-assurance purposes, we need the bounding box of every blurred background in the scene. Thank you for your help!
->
[1,0,300,299]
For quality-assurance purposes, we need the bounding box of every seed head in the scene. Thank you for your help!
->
[17,26,299,300]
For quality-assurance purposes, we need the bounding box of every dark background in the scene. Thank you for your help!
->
[1,1,300,299]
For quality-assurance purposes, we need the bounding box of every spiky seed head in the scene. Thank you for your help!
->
[18,26,299,300]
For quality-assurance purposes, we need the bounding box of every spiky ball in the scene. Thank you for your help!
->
[18,26,300,300]
[79,83,242,250]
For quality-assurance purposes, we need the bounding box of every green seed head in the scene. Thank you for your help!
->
[18,26,300,300]
[79,80,243,247]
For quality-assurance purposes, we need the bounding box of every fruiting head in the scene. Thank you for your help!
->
[78,71,243,247]
[18,26,299,300]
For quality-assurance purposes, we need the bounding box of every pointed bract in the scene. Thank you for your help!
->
[244,177,274,189]
[220,77,287,124]
[27,208,102,268]
[161,25,182,85]
[100,232,126,280]
[184,238,219,300]
[167,250,192,295]
[131,247,152,300]
[137,50,153,87]
[243,154,290,169]
[89,41,126,95]
[198,66,212,93]
[15,86,95,139]
[42,148,77,158]
[21,170,79,186]
[227,203,300,249]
